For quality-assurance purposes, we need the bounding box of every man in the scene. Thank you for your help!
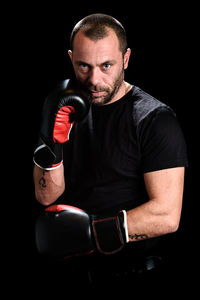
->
[33,14,188,285]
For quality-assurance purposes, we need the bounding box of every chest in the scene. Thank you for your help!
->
[72,104,141,178]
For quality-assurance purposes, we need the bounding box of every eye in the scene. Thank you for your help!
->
[103,63,111,70]
[79,63,89,73]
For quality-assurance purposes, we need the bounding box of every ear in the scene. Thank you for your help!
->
[68,50,73,61]
[123,48,131,70]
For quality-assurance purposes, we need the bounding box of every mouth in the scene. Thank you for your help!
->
[90,90,106,97]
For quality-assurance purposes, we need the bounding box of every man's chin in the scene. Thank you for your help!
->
[90,96,111,106]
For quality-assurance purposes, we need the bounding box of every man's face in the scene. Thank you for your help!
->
[69,29,130,105]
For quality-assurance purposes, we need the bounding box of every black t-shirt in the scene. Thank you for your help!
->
[61,85,188,216]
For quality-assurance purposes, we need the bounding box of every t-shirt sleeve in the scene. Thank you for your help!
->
[139,107,188,173]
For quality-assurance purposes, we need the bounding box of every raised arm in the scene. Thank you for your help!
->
[33,79,90,206]
[33,164,65,206]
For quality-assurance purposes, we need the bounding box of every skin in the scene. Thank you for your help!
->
[33,27,185,242]
[68,29,131,106]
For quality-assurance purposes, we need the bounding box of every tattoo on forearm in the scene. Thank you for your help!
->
[129,233,149,241]
[39,170,47,188]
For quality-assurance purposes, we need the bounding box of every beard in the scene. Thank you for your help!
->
[76,66,125,106]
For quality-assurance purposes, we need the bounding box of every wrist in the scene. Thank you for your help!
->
[33,159,63,171]
[33,142,63,170]
[91,210,129,255]
[121,210,129,243]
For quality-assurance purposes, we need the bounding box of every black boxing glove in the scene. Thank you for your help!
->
[35,205,129,258]
[33,79,90,170]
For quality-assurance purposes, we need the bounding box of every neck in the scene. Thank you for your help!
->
[104,81,132,105]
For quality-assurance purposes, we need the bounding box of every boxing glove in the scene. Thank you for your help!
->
[33,79,90,170]
[35,204,129,258]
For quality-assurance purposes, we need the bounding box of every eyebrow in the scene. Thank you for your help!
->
[75,59,117,67]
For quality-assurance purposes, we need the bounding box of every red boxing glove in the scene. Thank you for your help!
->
[35,204,129,258]
[53,106,75,143]
[33,79,90,170]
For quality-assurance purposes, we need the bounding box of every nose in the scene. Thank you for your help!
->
[88,67,101,87]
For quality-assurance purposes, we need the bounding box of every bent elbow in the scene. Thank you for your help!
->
[35,190,64,207]
[165,214,181,234]
[37,197,53,207]
[35,192,54,206]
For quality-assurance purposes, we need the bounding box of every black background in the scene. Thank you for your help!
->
[6,2,198,294]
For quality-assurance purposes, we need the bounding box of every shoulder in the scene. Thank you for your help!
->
[130,85,175,127]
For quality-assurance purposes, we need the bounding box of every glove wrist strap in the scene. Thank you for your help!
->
[33,141,63,170]
[92,211,128,255]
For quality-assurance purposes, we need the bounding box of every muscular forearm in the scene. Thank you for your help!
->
[127,167,184,242]
[33,164,65,206]
[126,198,181,242]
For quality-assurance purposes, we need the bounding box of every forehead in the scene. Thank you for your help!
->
[72,29,122,62]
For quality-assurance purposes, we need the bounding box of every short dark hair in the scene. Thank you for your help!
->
[70,13,128,55]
